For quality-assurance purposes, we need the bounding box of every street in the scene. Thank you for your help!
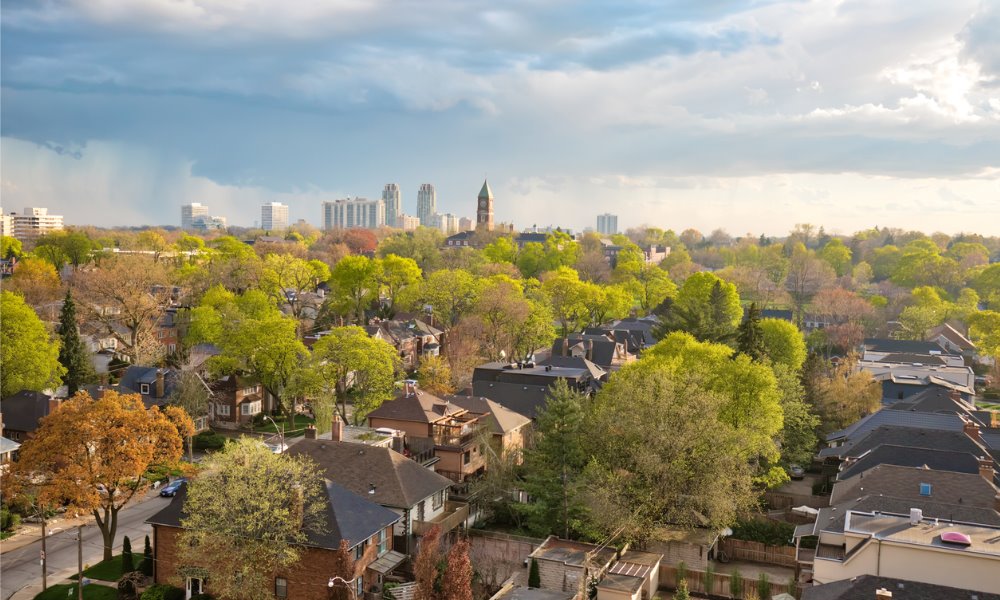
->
[0,493,170,600]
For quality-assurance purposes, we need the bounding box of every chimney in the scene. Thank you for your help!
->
[875,589,892,600]
[964,419,982,444]
[949,389,961,402]
[155,369,165,398]
[304,425,317,440]
[48,398,62,415]
[979,456,995,482]
[586,339,594,362]
[562,338,569,357]
[332,416,344,442]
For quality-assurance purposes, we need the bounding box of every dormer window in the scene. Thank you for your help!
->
[919,483,932,496]
[140,383,150,395]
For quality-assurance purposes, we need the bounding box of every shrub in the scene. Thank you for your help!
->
[730,519,795,547]
[193,431,226,450]
[757,573,771,600]
[118,571,146,600]
[141,535,154,576]
[140,584,184,600]
[1,507,21,532]
[673,579,690,600]
[190,595,214,600]
[382,582,399,600]
[528,558,540,588]
[729,569,743,598]
[122,535,135,573]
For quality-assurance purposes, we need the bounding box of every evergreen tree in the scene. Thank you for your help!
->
[141,535,153,576]
[736,303,766,362]
[122,535,134,572]
[528,559,541,588]
[58,290,96,396]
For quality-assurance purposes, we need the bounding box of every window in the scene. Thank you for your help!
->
[356,576,364,597]
[463,451,471,465]
[432,490,444,510]
[216,403,231,417]
[241,401,261,416]
[274,577,287,598]
[355,540,366,560]
[140,383,150,395]
[920,483,932,496]
[377,528,388,555]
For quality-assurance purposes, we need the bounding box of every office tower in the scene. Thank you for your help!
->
[596,213,618,235]
[417,184,437,227]
[399,215,421,231]
[322,198,386,230]
[0,213,11,238]
[261,202,289,231]
[12,207,64,240]
[437,213,460,235]
[459,217,473,232]
[382,183,402,228]
[476,179,494,232]
[181,203,210,229]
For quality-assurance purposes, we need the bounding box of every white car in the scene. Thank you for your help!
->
[264,442,288,454]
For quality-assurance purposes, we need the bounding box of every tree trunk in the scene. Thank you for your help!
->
[94,507,118,562]
[188,435,194,463]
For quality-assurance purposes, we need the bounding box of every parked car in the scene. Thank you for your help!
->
[264,442,288,454]
[159,478,187,497]
[788,464,806,480]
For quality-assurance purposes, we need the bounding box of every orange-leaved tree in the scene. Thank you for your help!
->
[9,390,191,560]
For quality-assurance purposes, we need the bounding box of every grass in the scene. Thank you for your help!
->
[34,583,118,600]
[68,554,130,582]
[251,414,315,437]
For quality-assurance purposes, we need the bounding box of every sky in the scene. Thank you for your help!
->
[2,0,999,236]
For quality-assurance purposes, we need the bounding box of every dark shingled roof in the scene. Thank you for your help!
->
[445,395,531,434]
[472,380,551,420]
[1,390,54,433]
[863,338,952,355]
[879,353,947,365]
[146,480,398,550]
[801,575,1000,600]
[287,439,452,509]
[838,445,986,481]
[820,425,988,460]
[831,464,1000,509]
[825,408,965,443]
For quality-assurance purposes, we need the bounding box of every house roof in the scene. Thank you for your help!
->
[529,536,617,569]
[820,425,987,461]
[286,439,453,509]
[0,437,21,454]
[811,494,1000,536]
[445,395,531,434]
[551,335,619,367]
[825,409,966,443]
[472,380,552,420]
[885,386,977,414]
[801,575,1000,600]
[366,390,466,424]
[118,366,179,407]
[146,480,399,551]
[597,573,644,593]
[537,355,607,381]
[837,445,986,481]
[880,353,947,365]
[929,323,976,351]
[863,338,952,354]
[830,464,1000,510]
[0,390,54,433]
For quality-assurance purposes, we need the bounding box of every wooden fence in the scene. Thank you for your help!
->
[718,538,798,568]
[386,582,418,600]
[659,565,796,599]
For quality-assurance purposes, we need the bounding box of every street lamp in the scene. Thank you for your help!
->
[262,415,285,452]
[328,575,357,599]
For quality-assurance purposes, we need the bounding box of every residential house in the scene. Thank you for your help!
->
[0,413,21,471]
[287,438,464,555]
[818,421,994,465]
[366,383,488,483]
[365,319,443,371]
[156,308,181,356]
[596,317,659,353]
[858,360,975,404]
[642,245,669,265]
[837,445,996,484]
[528,537,617,597]
[147,480,405,600]
[444,231,477,248]
[118,366,179,409]
[0,391,58,442]
[928,323,977,360]
[830,464,1000,512]
[802,575,1000,600]
[549,334,634,371]
[824,408,968,450]
[808,509,1000,593]
[303,419,395,449]
[446,395,532,460]
[209,375,265,429]
[472,361,599,419]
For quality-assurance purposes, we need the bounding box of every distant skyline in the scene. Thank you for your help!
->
[2,1,998,236]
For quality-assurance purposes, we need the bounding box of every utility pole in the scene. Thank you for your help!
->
[40,513,47,590]
[77,525,84,600]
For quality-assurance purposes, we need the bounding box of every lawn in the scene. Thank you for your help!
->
[69,554,132,582]
[251,414,315,437]
[34,583,117,600]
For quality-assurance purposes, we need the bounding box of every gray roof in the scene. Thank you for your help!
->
[863,339,952,354]
[287,439,453,509]
[838,445,986,481]
[472,380,551,419]
[826,409,965,443]
[831,463,1000,509]
[366,390,465,424]
[537,355,607,381]
[810,495,1000,536]
[820,425,987,460]
[478,179,493,199]
[118,366,179,407]
[886,387,976,414]
[0,437,21,454]
[801,575,1000,600]
[0,390,54,433]
[551,335,619,368]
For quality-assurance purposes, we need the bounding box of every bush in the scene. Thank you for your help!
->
[118,571,146,600]
[528,558,540,588]
[757,573,771,600]
[140,584,185,600]
[122,536,135,573]
[193,431,226,451]
[729,569,743,599]
[676,561,687,584]
[141,535,154,576]
[730,519,795,547]
[673,579,690,600]
[1,507,21,532]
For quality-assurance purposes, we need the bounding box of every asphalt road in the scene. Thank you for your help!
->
[0,494,172,600]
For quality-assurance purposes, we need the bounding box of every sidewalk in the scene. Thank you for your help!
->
[0,487,164,555]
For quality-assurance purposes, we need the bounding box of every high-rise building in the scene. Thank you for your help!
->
[437,213,460,235]
[0,213,11,238]
[476,180,494,232]
[12,207,64,240]
[181,203,210,229]
[596,213,618,235]
[261,202,289,231]
[459,217,474,232]
[399,215,421,231]
[322,198,386,230]
[382,184,402,228]
[417,184,437,227]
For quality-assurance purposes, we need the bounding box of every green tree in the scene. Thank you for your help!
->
[1,291,64,396]
[5,256,63,308]
[516,242,546,278]
[528,559,541,588]
[785,245,836,323]
[378,254,422,317]
[417,355,455,396]
[736,303,766,362]
[809,358,881,433]
[58,290,96,396]
[309,326,401,424]
[520,379,587,538]
[262,253,331,325]
[817,238,853,276]
[541,230,580,272]
[542,267,593,336]
[623,264,677,315]
[969,311,1000,371]
[673,579,690,600]
[377,228,444,273]
[413,269,479,327]
[656,273,741,342]
[141,535,153,576]
[759,318,808,371]
[179,438,327,600]
[1,235,22,259]
[773,363,819,466]
[483,236,518,264]
[328,255,381,325]
[122,535,135,572]
[168,371,211,461]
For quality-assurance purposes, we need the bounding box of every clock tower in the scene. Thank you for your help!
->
[476,179,494,232]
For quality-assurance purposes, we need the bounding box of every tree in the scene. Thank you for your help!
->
[465,277,555,362]
[736,303,766,362]
[516,242,546,278]
[58,290,96,396]
[378,254,422,317]
[483,236,518,264]
[969,311,1000,375]
[785,245,836,323]
[9,391,190,560]
[328,540,357,600]
[772,363,819,466]
[542,267,593,336]
[817,239,853,276]
[122,535,135,572]
[414,525,442,600]
[328,255,381,325]
[76,255,172,364]
[520,379,587,538]
[1,235,23,259]
[655,273,741,342]
[809,358,881,433]
[759,318,807,372]
[5,256,62,308]
[528,559,541,588]
[414,269,479,327]
[141,535,153,576]
[417,355,456,396]
[0,291,64,397]
[309,326,401,424]
[377,228,444,273]
[261,253,330,326]
[441,538,473,600]
[623,264,677,315]
[168,371,211,461]
[179,438,327,600]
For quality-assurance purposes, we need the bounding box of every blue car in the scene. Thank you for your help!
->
[159,478,186,497]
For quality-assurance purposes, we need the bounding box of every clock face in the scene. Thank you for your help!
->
[479,199,487,208]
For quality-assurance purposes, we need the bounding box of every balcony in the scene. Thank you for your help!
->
[431,421,488,449]
[412,501,469,536]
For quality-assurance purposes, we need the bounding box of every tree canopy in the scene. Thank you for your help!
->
[1,291,64,397]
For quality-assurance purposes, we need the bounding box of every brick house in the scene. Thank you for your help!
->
[147,480,405,600]
[445,395,531,462]
[209,375,265,429]
[365,319,443,371]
